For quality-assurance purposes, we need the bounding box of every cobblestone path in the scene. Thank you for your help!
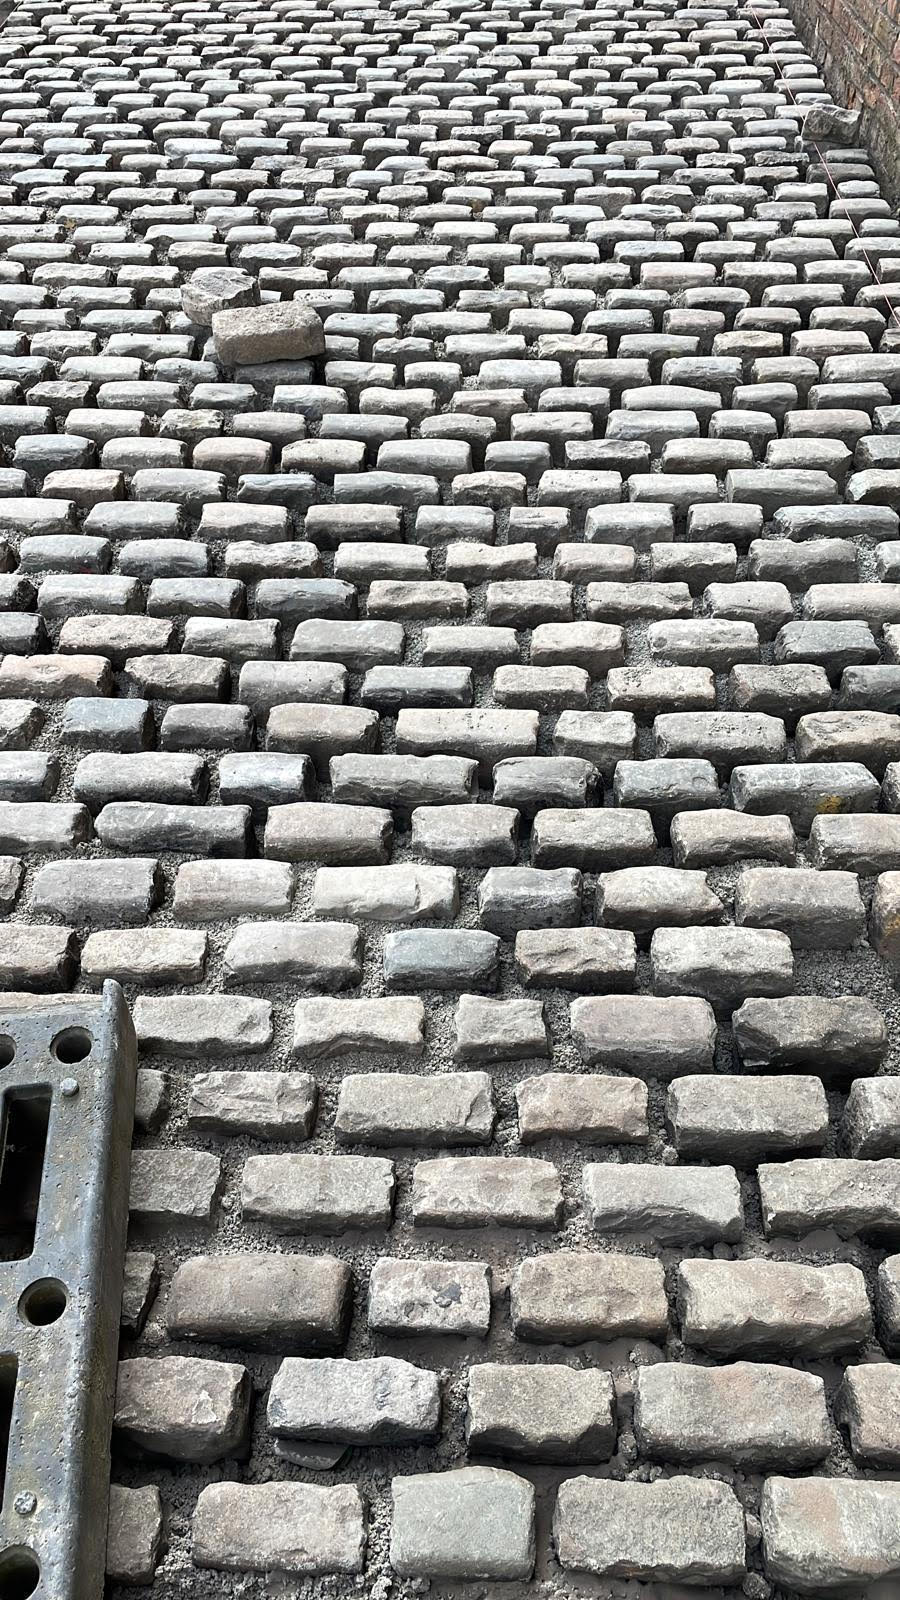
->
[0,0,898,1589]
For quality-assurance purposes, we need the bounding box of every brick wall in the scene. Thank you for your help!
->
[789,0,900,201]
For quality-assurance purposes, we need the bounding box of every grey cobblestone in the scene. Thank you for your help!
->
[0,0,896,1588]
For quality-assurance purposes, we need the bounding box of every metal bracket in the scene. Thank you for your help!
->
[0,982,136,1600]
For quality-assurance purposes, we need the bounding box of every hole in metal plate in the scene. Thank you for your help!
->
[18,1279,67,1329]
[50,1028,92,1065]
[0,1547,40,1600]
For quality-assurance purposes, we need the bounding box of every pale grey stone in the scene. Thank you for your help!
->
[193,1483,365,1577]
[571,994,717,1076]
[554,1476,746,1583]
[635,1361,830,1468]
[0,926,78,993]
[82,929,206,987]
[671,810,796,867]
[107,1485,164,1584]
[760,1478,900,1594]
[514,927,637,992]
[878,1255,900,1350]
[241,1154,395,1233]
[133,996,272,1056]
[678,1258,871,1355]
[733,995,887,1077]
[478,866,582,935]
[265,802,391,865]
[292,998,425,1060]
[597,864,723,937]
[412,1157,561,1229]
[735,865,865,950]
[836,1364,900,1466]
[667,1075,829,1160]
[268,1356,439,1445]
[511,1251,667,1343]
[758,1157,900,1238]
[183,267,259,326]
[129,1150,221,1229]
[173,860,293,921]
[412,803,518,866]
[167,1254,350,1351]
[455,994,548,1061]
[120,1252,159,1339]
[115,1356,249,1463]
[584,1163,743,1243]
[223,921,361,988]
[213,303,325,364]
[312,864,458,922]
[843,1078,900,1156]
[516,1072,648,1144]
[466,1363,615,1462]
[390,1467,535,1581]
[187,1072,316,1140]
[651,925,794,1011]
[335,1073,494,1146]
[368,1258,491,1337]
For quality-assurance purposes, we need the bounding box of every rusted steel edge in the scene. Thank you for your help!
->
[0,981,136,1600]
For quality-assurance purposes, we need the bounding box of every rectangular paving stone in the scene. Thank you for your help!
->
[454,994,548,1061]
[265,802,392,864]
[733,995,887,1076]
[193,1483,365,1577]
[383,929,499,991]
[760,1478,900,1594]
[511,1251,668,1343]
[133,996,273,1056]
[292,998,425,1059]
[242,1154,395,1233]
[115,1355,250,1463]
[678,1258,872,1355]
[666,1075,829,1161]
[32,858,161,926]
[411,803,518,865]
[650,925,794,1011]
[129,1150,222,1230]
[368,1258,492,1337]
[335,1072,494,1146]
[412,1157,561,1229]
[0,925,78,992]
[843,1078,900,1156]
[583,1163,743,1243]
[223,921,362,988]
[187,1072,317,1140]
[758,1157,900,1238]
[312,863,458,922]
[514,927,638,992]
[516,1073,648,1144]
[478,866,583,935]
[634,1361,830,1468]
[173,859,293,920]
[554,1476,746,1584]
[106,1485,164,1585]
[268,1356,440,1445]
[466,1364,615,1463]
[390,1467,535,1581]
[82,928,207,986]
[571,995,717,1076]
[167,1253,351,1350]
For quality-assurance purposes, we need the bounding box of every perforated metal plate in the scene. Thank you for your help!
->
[0,982,136,1600]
